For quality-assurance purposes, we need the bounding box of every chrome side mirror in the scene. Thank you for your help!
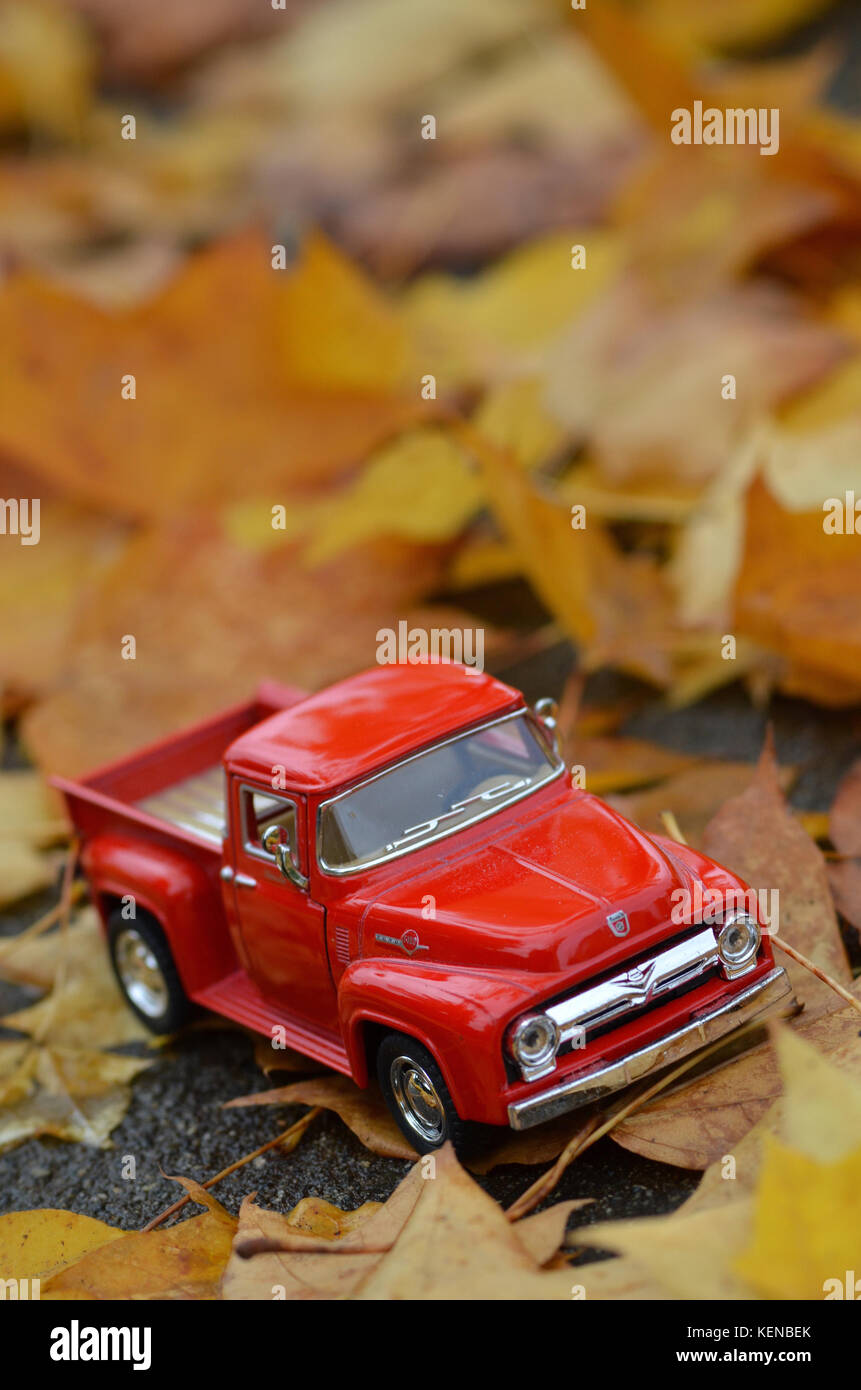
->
[262,824,308,891]
[533,697,561,757]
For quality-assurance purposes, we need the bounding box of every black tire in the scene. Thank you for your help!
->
[376,1031,469,1156]
[108,909,190,1034]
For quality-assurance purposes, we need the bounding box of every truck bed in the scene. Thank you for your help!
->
[136,765,226,847]
[53,681,306,854]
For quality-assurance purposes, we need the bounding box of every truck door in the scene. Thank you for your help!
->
[227,779,338,1031]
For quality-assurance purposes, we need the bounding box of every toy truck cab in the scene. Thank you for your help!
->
[55,663,795,1155]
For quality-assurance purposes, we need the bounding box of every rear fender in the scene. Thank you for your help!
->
[82,834,236,994]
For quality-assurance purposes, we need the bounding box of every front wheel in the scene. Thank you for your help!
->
[376,1032,468,1155]
[108,911,190,1034]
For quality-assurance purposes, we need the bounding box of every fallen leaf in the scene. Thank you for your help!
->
[222,1163,426,1300]
[611,997,861,1170]
[0,232,428,522]
[20,521,470,776]
[0,770,68,846]
[42,1207,236,1299]
[225,1074,418,1161]
[608,758,795,850]
[0,908,152,1049]
[0,1208,123,1284]
[0,840,54,907]
[827,757,861,934]
[0,1041,151,1152]
[353,1143,582,1300]
[702,731,852,1016]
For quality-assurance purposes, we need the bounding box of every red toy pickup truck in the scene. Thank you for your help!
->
[55,662,793,1154]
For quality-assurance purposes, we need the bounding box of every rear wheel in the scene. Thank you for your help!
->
[377,1032,468,1155]
[108,910,190,1034]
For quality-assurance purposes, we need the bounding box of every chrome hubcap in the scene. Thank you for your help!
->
[115,929,168,1018]
[390,1056,447,1144]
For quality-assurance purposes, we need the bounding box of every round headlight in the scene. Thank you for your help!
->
[509,1013,560,1071]
[718,913,760,969]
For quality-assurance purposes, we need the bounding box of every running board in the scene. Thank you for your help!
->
[193,970,351,1075]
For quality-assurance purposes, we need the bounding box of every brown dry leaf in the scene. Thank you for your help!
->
[828,757,861,933]
[0,840,54,907]
[232,1064,604,1175]
[0,1208,124,1284]
[0,501,127,703]
[578,1197,756,1301]
[0,232,429,522]
[457,422,681,687]
[64,0,292,82]
[222,1163,426,1300]
[341,146,634,277]
[42,1206,237,1300]
[353,1143,580,1300]
[252,1034,327,1079]
[544,280,846,488]
[0,770,68,846]
[225,1074,418,1161]
[611,995,861,1170]
[735,478,861,704]
[0,908,152,1049]
[585,1027,861,1302]
[569,736,699,795]
[0,1041,151,1152]
[608,759,795,850]
[283,1196,383,1241]
[702,731,852,1016]
[19,521,468,777]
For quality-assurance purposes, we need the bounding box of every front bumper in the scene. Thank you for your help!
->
[507,964,794,1130]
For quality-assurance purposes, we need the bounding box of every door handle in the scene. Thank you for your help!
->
[219,866,256,889]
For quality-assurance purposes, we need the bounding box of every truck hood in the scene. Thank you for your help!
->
[358,792,706,984]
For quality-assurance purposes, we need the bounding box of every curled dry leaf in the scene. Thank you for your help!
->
[827,756,861,935]
[230,1070,606,1174]
[607,758,795,850]
[702,730,852,1016]
[610,994,861,1171]
[0,1041,151,1153]
[576,1027,861,1301]
[225,1074,418,1161]
[354,1143,580,1301]
[42,1206,237,1300]
[0,908,152,1049]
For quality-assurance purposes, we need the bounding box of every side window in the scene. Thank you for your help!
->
[242,788,300,867]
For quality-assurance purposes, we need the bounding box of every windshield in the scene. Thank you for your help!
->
[318,712,561,873]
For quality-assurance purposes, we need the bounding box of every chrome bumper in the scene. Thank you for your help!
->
[507,965,794,1130]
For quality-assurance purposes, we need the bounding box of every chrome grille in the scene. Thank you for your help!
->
[548,926,719,1048]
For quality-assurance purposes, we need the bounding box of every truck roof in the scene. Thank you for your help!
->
[225,662,522,793]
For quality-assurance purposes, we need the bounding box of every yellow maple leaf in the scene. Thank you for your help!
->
[734,1136,861,1300]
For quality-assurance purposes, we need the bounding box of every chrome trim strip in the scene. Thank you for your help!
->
[316,708,564,877]
[507,966,795,1130]
[238,781,302,869]
[546,926,720,1048]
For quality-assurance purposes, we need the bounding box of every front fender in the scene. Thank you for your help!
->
[82,834,236,994]
[338,959,534,1125]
